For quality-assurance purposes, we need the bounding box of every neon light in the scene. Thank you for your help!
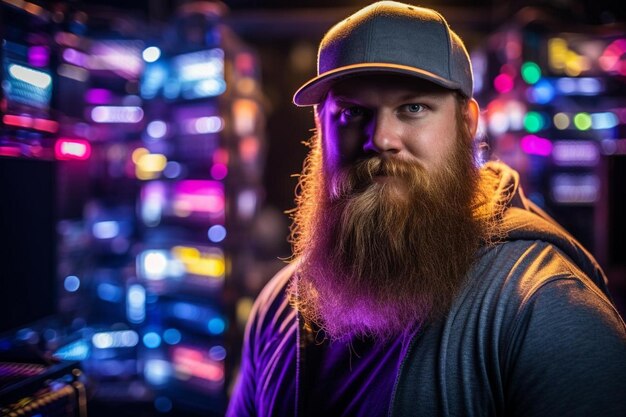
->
[55,138,91,160]
[523,112,545,133]
[209,345,227,361]
[521,61,541,84]
[3,114,33,128]
[208,318,225,335]
[493,73,514,93]
[8,64,52,89]
[127,284,146,324]
[139,250,169,280]
[527,79,554,105]
[173,180,225,215]
[207,225,226,243]
[93,221,120,239]
[573,113,592,131]
[147,120,167,138]
[552,174,599,204]
[520,135,553,157]
[143,332,162,349]
[172,346,224,383]
[92,330,139,349]
[211,163,228,180]
[57,64,89,82]
[141,181,165,226]
[599,39,626,76]
[33,118,58,133]
[142,46,161,63]
[54,340,90,361]
[64,275,80,292]
[163,328,182,345]
[144,359,171,386]
[552,141,599,166]
[136,153,167,180]
[97,282,123,303]
[163,162,182,179]
[591,112,618,130]
[28,45,49,67]
[171,245,225,278]
[85,88,112,104]
[553,113,570,130]
[238,190,257,220]
[182,116,224,135]
[91,106,144,123]
[62,48,87,67]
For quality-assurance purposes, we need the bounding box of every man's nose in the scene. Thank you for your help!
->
[362,112,402,155]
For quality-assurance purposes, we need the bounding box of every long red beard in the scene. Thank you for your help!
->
[289,124,485,342]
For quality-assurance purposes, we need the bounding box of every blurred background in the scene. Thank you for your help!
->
[0,0,624,416]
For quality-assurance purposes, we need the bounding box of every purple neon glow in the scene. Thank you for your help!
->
[520,135,553,157]
[174,180,224,215]
[28,45,49,67]
[85,88,113,104]
[63,48,87,67]
[552,141,599,166]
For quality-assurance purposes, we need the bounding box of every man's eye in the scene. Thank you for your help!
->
[340,107,366,120]
[404,104,425,113]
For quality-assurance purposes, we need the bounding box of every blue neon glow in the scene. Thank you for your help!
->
[208,225,227,243]
[54,339,90,361]
[127,284,146,324]
[145,360,171,386]
[163,328,182,345]
[591,112,619,130]
[64,275,80,292]
[143,332,162,349]
[209,345,227,361]
[92,221,120,239]
[97,282,123,303]
[528,79,555,104]
[208,318,225,335]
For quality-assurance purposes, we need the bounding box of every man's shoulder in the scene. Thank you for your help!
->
[246,261,299,335]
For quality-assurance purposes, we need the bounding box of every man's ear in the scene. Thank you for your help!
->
[465,98,480,138]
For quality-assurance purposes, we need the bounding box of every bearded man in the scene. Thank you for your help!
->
[227,2,626,416]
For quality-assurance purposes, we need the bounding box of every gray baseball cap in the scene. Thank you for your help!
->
[293,1,474,106]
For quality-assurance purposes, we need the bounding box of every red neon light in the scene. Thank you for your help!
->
[33,118,59,133]
[172,346,224,382]
[55,138,91,160]
[3,115,59,133]
[3,114,33,128]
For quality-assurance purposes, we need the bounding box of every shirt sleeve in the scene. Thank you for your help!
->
[504,277,626,417]
[226,300,259,417]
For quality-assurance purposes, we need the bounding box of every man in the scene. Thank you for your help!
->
[227,2,626,416]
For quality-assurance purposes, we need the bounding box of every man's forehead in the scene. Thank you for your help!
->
[327,74,454,102]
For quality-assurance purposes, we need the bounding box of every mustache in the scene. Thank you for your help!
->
[330,156,427,199]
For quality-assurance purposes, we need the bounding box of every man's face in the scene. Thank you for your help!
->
[319,74,476,185]
[289,74,484,342]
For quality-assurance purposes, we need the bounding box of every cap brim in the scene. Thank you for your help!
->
[293,63,463,107]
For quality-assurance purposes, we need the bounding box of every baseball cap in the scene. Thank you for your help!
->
[293,1,473,106]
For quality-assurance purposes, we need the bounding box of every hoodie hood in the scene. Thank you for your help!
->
[480,161,611,299]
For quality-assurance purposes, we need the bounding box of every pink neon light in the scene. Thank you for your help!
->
[599,39,626,76]
[494,73,514,94]
[520,135,553,157]
[0,146,21,157]
[172,347,224,382]
[174,180,224,214]
[55,138,91,160]
[3,114,33,128]
[33,118,59,133]
[28,46,49,68]
[3,114,59,133]
[211,163,228,180]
